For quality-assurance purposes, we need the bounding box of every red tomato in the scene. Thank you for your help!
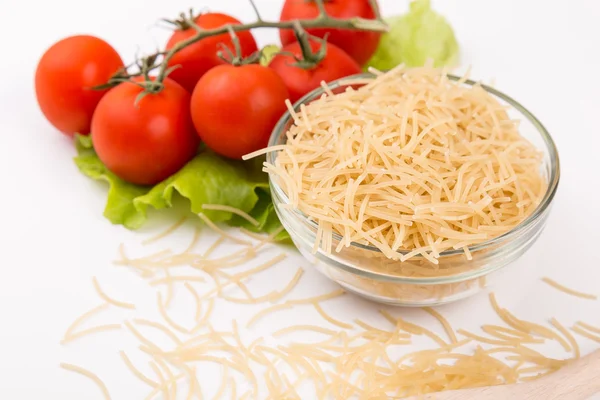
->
[91,78,199,185]
[279,0,381,66]
[35,35,124,136]
[191,64,289,160]
[269,40,361,104]
[166,13,259,92]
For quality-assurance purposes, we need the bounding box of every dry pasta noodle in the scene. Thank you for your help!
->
[184,226,202,253]
[184,283,203,323]
[157,292,190,334]
[164,269,175,307]
[201,204,260,227]
[149,360,168,400]
[541,277,597,300]
[150,275,206,286]
[576,321,600,335]
[61,324,122,344]
[142,216,187,245]
[63,303,110,341]
[60,363,112,400]
[286,289,346,305]
[488,293,570,350]
[124,321,163,352]
[273,325,340,338]
[313,302,353,329]
[571,325,600,343]
[550,318,580,359]
[133,318,182,345]
[268,268,304,303]
[256,65,546,265]
[246,303,294,328]
[120,350,159,388]
[423,307,457,343]
[92,277,136,309]
[197,212,252,246]
[222,266,303,305]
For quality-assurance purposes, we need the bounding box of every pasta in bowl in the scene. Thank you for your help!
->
[254,66,560,306]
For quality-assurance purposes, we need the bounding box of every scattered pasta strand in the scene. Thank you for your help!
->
[313,302,353,330]
[197,213,252,245]
[60,363,112,400]
[550,318,580,359]
[61,324,122,344]
[268,268,304,303]
[571,325,600,343]
[542,277,597,300]
[157,292,191,334]
[423,307,458,343]
[120,350,159,388]
[133,319,182,345]
[576,321,600,335]
[93,277,136,309]
[63,303,110,340]
[247,303,294,328]
[142,216,188,245]
[202,204,260,227]
[287,289,346,305]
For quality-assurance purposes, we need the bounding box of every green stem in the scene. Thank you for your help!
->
[290,21,328,70]
[313,0,328,18]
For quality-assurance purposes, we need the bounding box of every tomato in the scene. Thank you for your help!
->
[35,35,124,136]
[269,40,361,104]
[166,13,259,92]
[191,64,289,160]
[91,78,199,185]
[279,0,381,66]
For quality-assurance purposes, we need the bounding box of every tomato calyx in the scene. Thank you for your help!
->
[285,23,329,70]
[162,8,203,31]
[217,26,262,67]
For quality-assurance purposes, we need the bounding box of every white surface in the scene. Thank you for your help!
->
[0,0,599,399]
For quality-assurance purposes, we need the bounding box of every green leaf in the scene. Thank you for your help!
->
[74,134,148,229]
[133,152,268,222]
[73,134,288,239]
[366,0,459,70]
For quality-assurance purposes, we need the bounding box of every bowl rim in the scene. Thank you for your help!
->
[266,72,560,282]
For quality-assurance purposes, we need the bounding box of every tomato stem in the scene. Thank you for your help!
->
[289,22,328,70]
[312,0,329,18]
[217,27,263,66]
[248,0,263,22]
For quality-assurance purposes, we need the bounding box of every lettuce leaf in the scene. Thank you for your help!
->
[73,134,288,240]
[366,0,459,70]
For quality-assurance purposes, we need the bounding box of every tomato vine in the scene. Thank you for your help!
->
[101,0,387,93]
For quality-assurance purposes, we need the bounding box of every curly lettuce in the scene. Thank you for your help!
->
[74,134,288,240]
[367,0,459,70]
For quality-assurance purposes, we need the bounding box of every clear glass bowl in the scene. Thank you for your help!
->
[267,73,560,306]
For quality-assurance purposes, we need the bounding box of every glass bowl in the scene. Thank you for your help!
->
[266,73,560,307]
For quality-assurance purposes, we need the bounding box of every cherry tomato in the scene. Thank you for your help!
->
[191,64,289,160]
[166,13,259,92]
[279,0,381,66]
[91,78,199,185]
[35,35,124,136]
[269,40,361,104]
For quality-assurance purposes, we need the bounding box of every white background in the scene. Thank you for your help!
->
[1,0,600,399]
